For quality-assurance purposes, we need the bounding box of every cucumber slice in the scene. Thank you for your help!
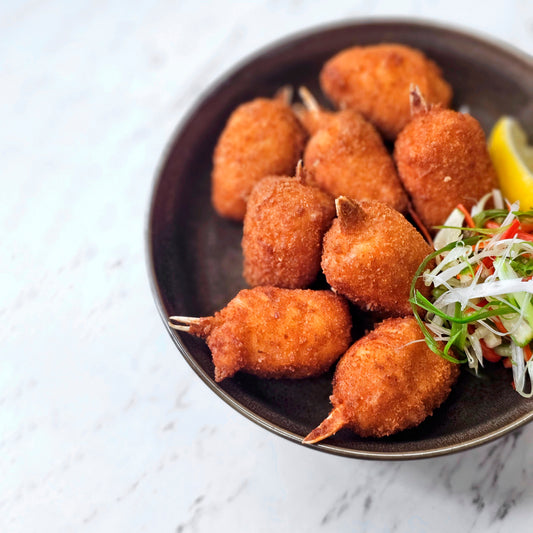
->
[495,257,533,346]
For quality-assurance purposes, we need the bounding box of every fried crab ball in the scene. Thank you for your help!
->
[320,43,452,140]
[303,106,408,213]
[303,316,460,442]
[169,286,352,382]
[242,165,335,288]
[394,93,499,231]
[211,89,308,221]
[321,196,432,317]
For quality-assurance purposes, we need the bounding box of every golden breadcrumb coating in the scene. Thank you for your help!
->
[394,106,499,231]
[189,286,352,382]
[320,43,452,139]
[212,97,307,221]
[304,316,460,442]
[242,174,335,288]
[321,197,432,317]
[304,109,408,212]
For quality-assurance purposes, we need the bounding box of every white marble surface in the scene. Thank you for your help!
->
[2,1,533,532]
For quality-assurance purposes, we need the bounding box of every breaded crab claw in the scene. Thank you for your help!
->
[321,196,432,317]
[169,286,352,382]
[303,316,460,443]
[242,162,335,289]
[394,86,499,231]
[301,89,408,213]
[320,43,452,140]
[211,87,308,221]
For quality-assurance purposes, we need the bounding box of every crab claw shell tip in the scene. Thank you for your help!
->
[303,405,346,444]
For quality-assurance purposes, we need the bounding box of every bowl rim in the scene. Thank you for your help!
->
[146,17,533,460]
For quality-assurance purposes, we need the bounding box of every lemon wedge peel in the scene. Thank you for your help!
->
[488,116,533,210]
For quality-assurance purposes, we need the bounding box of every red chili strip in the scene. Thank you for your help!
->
[500,219,521,240]
[457,204,475,228]
[480,339,502,363]
[481,257,495,271]
[493,317,508,334]
[525,345,532,362]
[516,231,533,242]
[520,222,533,232]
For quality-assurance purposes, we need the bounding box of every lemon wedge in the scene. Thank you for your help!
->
[488,116,533,210]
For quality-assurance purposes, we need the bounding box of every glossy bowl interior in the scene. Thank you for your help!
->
[147,20,533,459]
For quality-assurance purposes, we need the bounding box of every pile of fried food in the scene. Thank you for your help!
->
[170,43,501,444]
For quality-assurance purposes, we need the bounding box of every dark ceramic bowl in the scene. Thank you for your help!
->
[147,20,533,459]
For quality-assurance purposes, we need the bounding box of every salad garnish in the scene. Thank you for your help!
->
[410,190,533,397]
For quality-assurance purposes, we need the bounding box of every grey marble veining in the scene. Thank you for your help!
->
[2,1,533,532]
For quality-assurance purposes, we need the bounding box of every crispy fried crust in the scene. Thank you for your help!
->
[321,197,432,317]
[190,287,352,381]
[394,107,499,231]
[303,109,408,212]
[211,98,308,221]
[242,175,335,288]
[304,317,460,442]
[320,43,452,140]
